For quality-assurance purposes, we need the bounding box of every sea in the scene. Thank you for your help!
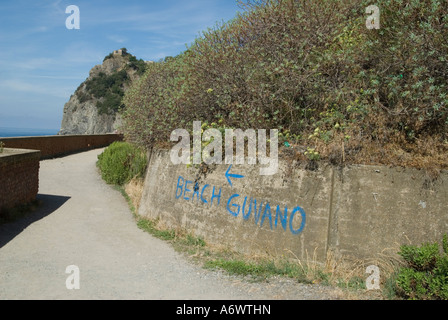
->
[0,127,59,138]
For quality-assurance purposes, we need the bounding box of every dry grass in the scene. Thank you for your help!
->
[130,206,402,299]
[124,177,145,212]
[274,247,404,299]
[279,109,448,175]
[286,127,448,182]
[324,249,403,285]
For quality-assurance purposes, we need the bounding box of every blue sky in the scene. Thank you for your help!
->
[0,0,242,130]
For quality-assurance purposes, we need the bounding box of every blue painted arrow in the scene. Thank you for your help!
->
[225,165,244,187]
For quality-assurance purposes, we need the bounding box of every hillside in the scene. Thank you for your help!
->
[59,48,148,135]
[122,0,448,172]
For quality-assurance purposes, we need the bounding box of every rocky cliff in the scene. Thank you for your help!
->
[59,49,147,135]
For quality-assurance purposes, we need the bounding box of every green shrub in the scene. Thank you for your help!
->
[85,70,128,114]
[97,142,147,185]
[396,235,448,300]
[128,55,148,76]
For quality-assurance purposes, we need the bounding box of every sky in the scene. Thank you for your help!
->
[0,0,242,131]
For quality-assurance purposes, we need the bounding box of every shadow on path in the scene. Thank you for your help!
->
[0,194,70,249]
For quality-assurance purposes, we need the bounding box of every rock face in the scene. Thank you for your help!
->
[59,99,122,135]
[59,50,144,135]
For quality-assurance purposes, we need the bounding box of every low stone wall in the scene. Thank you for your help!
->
[0,134,122,159]
[0,149,41,216]
[138,149,448,262]
[0,134,122,217]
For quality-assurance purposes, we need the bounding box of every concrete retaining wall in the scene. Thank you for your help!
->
[0,134,122,159]
[330,165,448,260]
[0,149,41,215]
[138,149,448,262]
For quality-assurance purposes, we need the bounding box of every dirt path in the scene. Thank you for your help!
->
[0,148,347,300]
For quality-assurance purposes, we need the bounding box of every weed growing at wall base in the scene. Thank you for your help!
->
[395,235,448,300]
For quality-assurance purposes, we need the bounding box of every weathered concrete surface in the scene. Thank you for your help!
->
[138,149,448,263]
[139,149,328,261]
[329,165,448,260]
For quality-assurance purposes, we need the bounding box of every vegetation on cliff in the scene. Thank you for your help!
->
[77,48,147,115]
[121,0,448,171]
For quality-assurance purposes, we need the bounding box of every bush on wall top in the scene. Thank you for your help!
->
[121,0,448,170]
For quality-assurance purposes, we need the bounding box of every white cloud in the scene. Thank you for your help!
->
[28,75,84,80]
[60,42,104,65]
[107,35,127,44]
[16,57,55,70]
[0,79,72,99]
[84,1,225,38]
